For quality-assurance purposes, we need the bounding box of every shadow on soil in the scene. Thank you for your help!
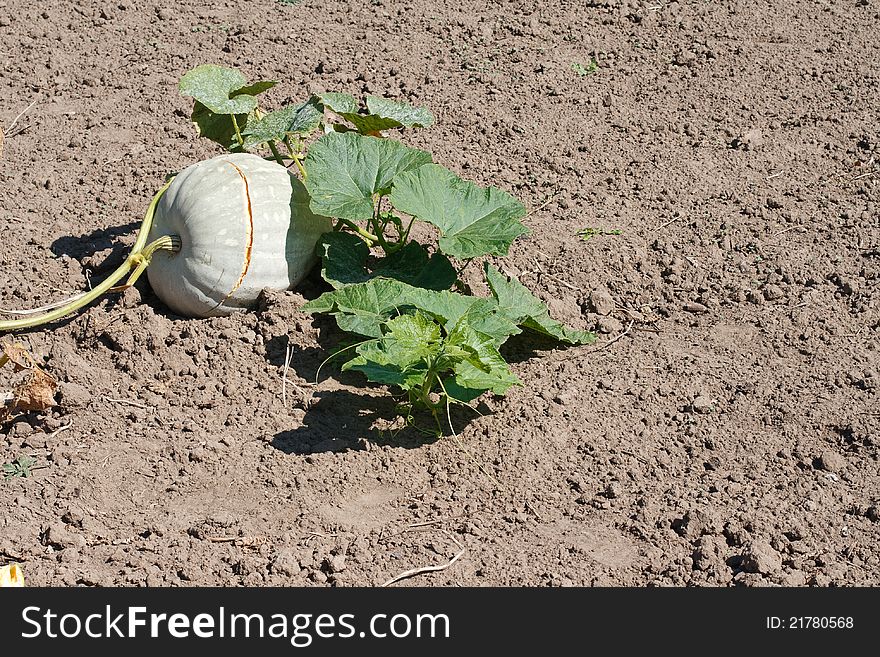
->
[265,323,488,455]
[51,221,141,267]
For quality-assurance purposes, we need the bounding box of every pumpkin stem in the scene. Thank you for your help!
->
[0,181,179,333]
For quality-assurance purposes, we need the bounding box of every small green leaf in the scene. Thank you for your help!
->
[578,226,622,241]
[318,92,358,115]
[484,264,596,345]
[179,64,272,115]
[241,98,324,149]
[304,132,432,221]
[390,164,528,259]
[3,455,37,479]
[343,312,443,391]
[445,321,521,398]
[366,96,435,128]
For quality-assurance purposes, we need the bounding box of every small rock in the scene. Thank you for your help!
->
[553,388,578,406]
[597,316,623,334]
[692,535,727,571]
[817,450,845,473]
[120,285,142,308]
[272,549,302,578]
[763,284,784,301]
[781,570,807,586]
[325,554,347,574]
[44,523,87,550]
[746,290,764,305]
[589,289,615,315]
[60,382,92,408]
[10,421,32,438]
[683,301,708,314]
[865,506,879,522]
[740,540,782,575]
[692,395,714,414]
[188,448,210,463]
[603,482,622,499]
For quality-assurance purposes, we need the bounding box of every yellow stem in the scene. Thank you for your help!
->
[0,180,176,333]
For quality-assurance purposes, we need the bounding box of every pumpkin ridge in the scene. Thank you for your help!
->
[209,159,254,313]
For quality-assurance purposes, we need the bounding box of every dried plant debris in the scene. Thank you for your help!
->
[0,342,57,423]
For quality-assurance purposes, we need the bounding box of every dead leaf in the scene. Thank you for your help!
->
[12,368,57,412]
[1,342,36,372]
[1,342,57,422]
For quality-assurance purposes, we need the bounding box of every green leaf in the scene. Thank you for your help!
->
[390,164,528,259]
[341,113,406,135]
[321,94,434,134]
[302,278,414,337]
[373,242,456,291]
[442,319,521,400]
[191,101,250,151]
[302,278,517,339]
[241,98,324,149]
[304,132,432,221]
[318,234,457,291]
[484,264,596,345]
[343,312,443,391]
[366,96,435,128]
[234,80,279,97]
[179,64,272,115]
[318,92,358,115]
[318,232,372,288]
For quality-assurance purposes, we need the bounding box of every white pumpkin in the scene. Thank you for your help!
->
[146,153,332,317]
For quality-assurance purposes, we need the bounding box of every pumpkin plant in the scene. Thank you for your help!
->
[0,64,595,431]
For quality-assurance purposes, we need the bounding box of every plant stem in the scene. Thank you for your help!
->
[267,140,286,167]
[230,114,244,148]
[336,218,378,243]
[0,180,177,333]
[291,153,308,180]
[281,136,308,179]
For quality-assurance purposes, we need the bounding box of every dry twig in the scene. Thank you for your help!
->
[381,533,466,587]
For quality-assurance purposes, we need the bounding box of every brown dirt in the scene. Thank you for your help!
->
[1,0,878,587]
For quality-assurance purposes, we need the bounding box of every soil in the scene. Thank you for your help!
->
[1,0,878,588]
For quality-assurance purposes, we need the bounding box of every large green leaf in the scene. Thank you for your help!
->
[373,242,456,291]
[318,92,358,115]
[320,93,434,134]
[341,113,405,135]
[302,278,518,339]
[318,233,456,291]
[179,65,274,115]
[304,132,432,221]
[484,264,596,345]
[366,96,435,128]
[389,164,528,259]
[241,98,324,149]
[317,232,372,288]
